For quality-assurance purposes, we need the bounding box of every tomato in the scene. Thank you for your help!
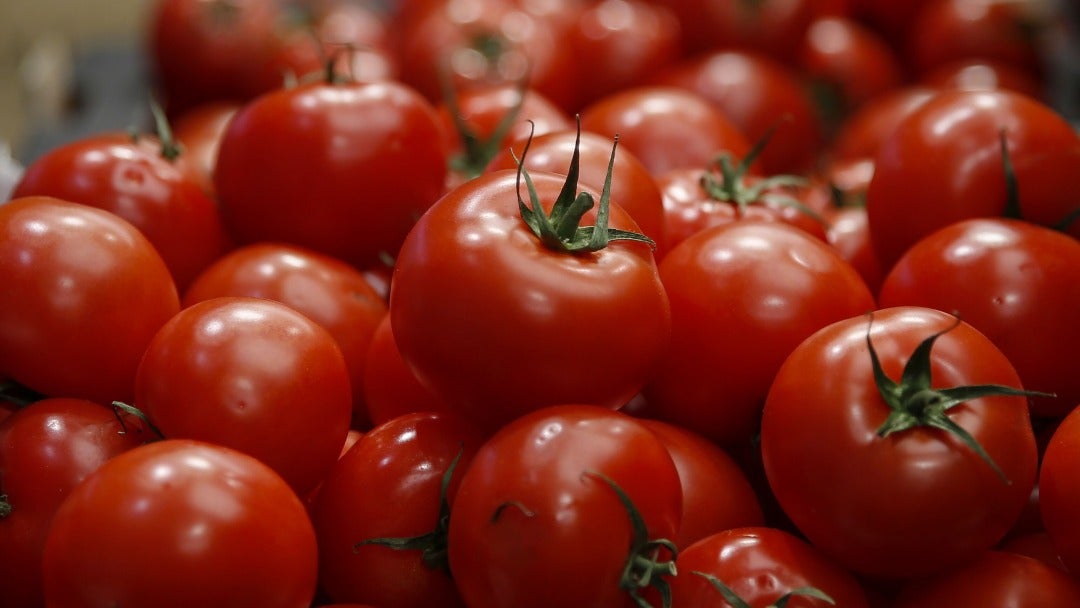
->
[311,411,484,607]
[762,306,1039,579]
[642,221,874,449]
[920,58,1047,100]
[668,527,870,607]
[41,439,318,607]
[488,128,668,257]
[1038,404,1080,575]
[447,404,682,608]
[182,243,388,428]
[999,532,1068,572]
[213,78,448,270]
[637,419,763,550]
[569,0,683,108]
[0,398,148,607]
[825,86,936,166]
[823,204,884,298]
[579,86,751,176]
[647,0,814,61]
[363,314,453,426]
[652,50,825,174]
[865,89,1080,271]
[892,551,1080,607]
[11,131,232,291]
[171,100,242,197]
[135,296,352,495]
[0,196,179,404]
[390,161,670,433]
[878,218,1080,418]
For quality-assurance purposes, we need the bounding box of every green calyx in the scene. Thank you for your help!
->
[867,314,1054,483]
[697,124,823,227]
[0,494,11,519]
[515,120,655,253]
[353,447,463,575]
[111,401,165,441]
[581,470,678,608]
[693,571,835,608]
[0,379,44,408]
[445,77,527,180]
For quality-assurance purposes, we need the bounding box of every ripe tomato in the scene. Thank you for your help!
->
[0,398,148,608]
[135,297,353,495]
[878,218,1080,418]
[643,221,874,448]
[648,0,814,61]
[762,307,1039,579]
[798,16,904,117]
[447,405,682,608]
[920,58,1047,100]
[1038,405,1080,575]
[214,78,448,270]
[41,439,319,607]
[390,163,670,433]
[171,100,242,197]
[825,85,936,166]
[0,196,180,404]
[362,314,453,426]
[668,527,870,607]
[11,132,232,291]
[865,89,1080,271]
[311,411,484,607]
[579,86,751,176]
[182,243,388,428]
[892,550,1080,607]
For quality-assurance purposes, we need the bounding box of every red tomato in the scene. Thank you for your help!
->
[762,307,1039,579]
[999,532,1069,572]
[135,297,352,495]
[312,411,484,607]
[668,527,870,607]
[579,86,751,176]
[643,221,874,448]
[878,218,1080,418]
[652,50,825,174]
[921,58,1047,100]
[390,165,670,433]
[825,85,936,166]
[0,398,148,607]
[866,89,1080,271]
[41,439,318,607]
[213,78,448,270]
[171,100,242,197]
[0,196,180,404]
[1038,405,1080,575]
[182,243,388,428]
[11,132,232,291]
[637,419,764,550]
[648,0,814,61]
[823,204,884,297]
[363,314,453,426]
[798,16,904,115]
[892,551,1080,607]
[447,405,682,608]
[488,128,668,256]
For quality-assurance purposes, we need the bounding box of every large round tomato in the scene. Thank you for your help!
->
[390,166,670,433]
[41,439,318,607]
[213,78,448,270]
[0,196,180,404]
[311,411,484,607]
[447,404,682,608]
[135,297,352,495]
[762,306,1038,579]
[362,314,452,426]
[642,221,874,449]
[1038,405,1080,575]
[0,398,148,607]
[878,218,1080,418]
[892,550,1080,607]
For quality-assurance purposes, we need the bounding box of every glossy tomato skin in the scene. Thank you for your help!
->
[761,307,1038,580]
[0,196,180,404]
[1038,405,1080,575]
[488,129,668,257]
[579,86,751,176]
[878,218,1080,418]
[362,314,453,426]
[892,550,1080,607]
[214,79,448,270]
[637,419,763,550]
[11,133,233,291]
[171,101,242,197]
[0,398,148,608]
[865,89,1080,271]
[41,439,319,608]
[390,169,670,433]
[312,411,484,607]
[669,527,870,607]
[825,85,936,166]
[643,221,874,448]
[135,297,352,495]
[182,243,388,428]
[447,405,682,608]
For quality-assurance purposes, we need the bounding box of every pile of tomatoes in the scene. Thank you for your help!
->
[2,0,1080,606]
